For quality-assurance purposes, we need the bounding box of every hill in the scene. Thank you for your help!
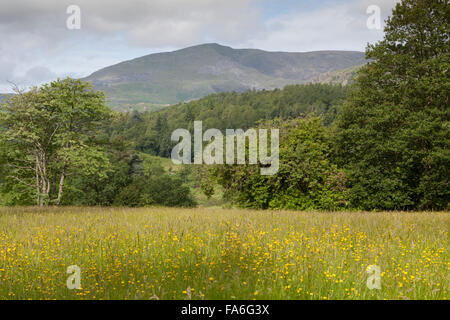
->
[309,65,361,85]
[83,43,366,110]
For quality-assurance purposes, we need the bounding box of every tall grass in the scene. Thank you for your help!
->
[0,207,448,300]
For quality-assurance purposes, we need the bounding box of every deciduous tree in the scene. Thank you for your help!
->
[0,78,111,205]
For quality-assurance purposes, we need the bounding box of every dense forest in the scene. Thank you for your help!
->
[111,83,348,158]
[0,0,448,210]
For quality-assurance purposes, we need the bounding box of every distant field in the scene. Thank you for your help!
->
[0,207,448,300]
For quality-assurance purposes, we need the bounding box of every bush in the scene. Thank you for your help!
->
[114,175,196,207]
[212,116,348,210]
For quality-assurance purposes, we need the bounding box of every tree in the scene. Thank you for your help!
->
[334,0,449,210]
[0,78,112,206]
[211,117,348,210]
[113,159,196,208]
[109,84,348,159]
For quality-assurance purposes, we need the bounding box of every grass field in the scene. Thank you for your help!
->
[0,207,448,300]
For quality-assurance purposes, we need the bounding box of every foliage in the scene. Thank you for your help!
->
[334,0,450,210]
[113,174,196,208]
[0,79,111,205]
[211,117,348,210]
[109,83,349,157]
[63,132,196,208]
[0,79,196,207]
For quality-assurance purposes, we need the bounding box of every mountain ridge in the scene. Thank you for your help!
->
[84,43,366,110]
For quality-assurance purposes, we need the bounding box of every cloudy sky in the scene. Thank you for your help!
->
[0,0,399,92]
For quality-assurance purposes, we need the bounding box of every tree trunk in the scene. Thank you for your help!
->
[35,155,41,206]
[56,164,66,206]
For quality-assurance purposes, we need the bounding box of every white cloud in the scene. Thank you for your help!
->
[24,66,57,82]
[0,0,262,91]
[247,0,399,52]
[0,0,260,46]
[0,0,400,91]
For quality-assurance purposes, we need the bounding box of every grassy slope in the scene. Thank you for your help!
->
[0,207,448,300]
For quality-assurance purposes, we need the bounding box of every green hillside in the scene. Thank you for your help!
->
[83,43,366,110]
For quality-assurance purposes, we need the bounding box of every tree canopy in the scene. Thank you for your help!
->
[334,0,449,210]
[0,79,111,205]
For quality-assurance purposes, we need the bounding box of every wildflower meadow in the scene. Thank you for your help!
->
[0,207,448,300]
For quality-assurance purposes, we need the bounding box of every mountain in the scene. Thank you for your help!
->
[309,65,362,86]
[83,43,367,110]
